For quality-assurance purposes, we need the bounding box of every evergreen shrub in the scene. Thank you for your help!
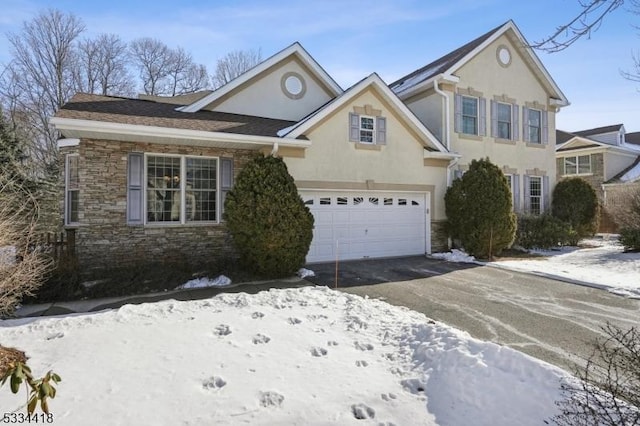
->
[551,178,599,243]
[223,154,313,278]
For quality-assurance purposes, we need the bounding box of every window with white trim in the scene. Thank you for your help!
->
[497,103,512,139]
[527,109,542,143]
[529,176,543,215]
[65,154,79,225]
[146,155,217,223]
[359,115,375,143]
[563,155,591,175]
[462,96,479,135]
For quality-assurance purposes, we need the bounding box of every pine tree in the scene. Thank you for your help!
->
[223,154,314,278]
[445,158,516,259]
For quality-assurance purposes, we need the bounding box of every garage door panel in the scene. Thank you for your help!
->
[302,190,429,263]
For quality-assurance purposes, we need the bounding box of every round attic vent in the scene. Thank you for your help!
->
[281,72,306,99]
[497,45,512,67]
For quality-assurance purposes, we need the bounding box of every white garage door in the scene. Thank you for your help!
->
[301,191,430,263]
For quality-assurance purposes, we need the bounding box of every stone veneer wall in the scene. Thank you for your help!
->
[64,138,255,275]
[430,220,449,253]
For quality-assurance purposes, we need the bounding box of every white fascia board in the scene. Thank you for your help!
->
[395,73,460,100]
[556,143,639,157]
[287,73,449,153]
[181,42,343,113]
[424,150,461,160]
[447,21,569,107]
[49,117,312,149]
[555,136,638,155]
[57,138,80,148]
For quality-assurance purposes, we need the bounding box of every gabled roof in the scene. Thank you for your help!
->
[556,130,576,146]
[390,20,569,107]
[281,73,449,154]
[606,155,640,184]
[624,131,640,146]
[53,93,296,138]
[574,124,624,137]
[556,128,640,155]
[180,42,343,113]
[390,23,503,93]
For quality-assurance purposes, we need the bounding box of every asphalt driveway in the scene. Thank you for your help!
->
[306,256,640,371]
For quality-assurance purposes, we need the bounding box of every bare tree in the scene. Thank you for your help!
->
[0,9,85,170]
[129,37,173,95]
[130,38,210,96]
[532,1,627,52]
[553,324,640,426]
[74,34,135,97]
[212,48,262,88]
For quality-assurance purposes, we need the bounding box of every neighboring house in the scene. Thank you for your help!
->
[391,20,568,216]
[51,20,566,274]
[555,124,640,232]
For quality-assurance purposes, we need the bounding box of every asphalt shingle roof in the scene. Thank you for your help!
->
[55,93,296,138]
[573,124,623,137]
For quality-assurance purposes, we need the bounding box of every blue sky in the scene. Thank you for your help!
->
[1,0,639,132]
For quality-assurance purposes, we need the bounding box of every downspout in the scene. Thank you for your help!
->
[271,142,279,156]
[433,78,450,151]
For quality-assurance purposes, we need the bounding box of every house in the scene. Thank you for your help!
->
[555,124,640,232]
[50,20,567,274]
[390,20,568,216]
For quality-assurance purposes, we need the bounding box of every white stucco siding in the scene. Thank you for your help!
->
[208,58,333,121]
[283,88,449,220]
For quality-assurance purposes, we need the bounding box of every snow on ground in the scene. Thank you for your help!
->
[491,236,640,297]
[432,236,639,297]
[176,275,232,289]
[0,286,567,425]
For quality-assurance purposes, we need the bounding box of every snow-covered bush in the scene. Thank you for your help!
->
[223,154,313,278]
[445,158,516,259]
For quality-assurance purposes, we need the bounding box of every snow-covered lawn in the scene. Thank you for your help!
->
[0,287,567,425]
[491,236,640,298]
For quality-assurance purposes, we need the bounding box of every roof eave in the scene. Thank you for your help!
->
[50,117,311,149]
[395,73,460,100]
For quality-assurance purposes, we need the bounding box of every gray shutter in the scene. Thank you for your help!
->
[543,175,550,212]
[513,174,520,212]
[478,97,486,136]
[454,94,462,133]
[127,152,144,225]
[512,104,519,141]
[522,107,530,142]
[541,111,549,144]
[349,113,360,142]
[490,100,497,138]
[523,175,531,214]
[376,116,387,145]
[220,157,234,218]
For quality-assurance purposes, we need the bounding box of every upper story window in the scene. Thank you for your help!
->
[462,96,479,135]
[526,108,542,143]
[563,155,591,175]
[359,115,375,144]
[496,103,512,140]
[455,93,486,137]
[349,112,387,145]
[65,154,79,225]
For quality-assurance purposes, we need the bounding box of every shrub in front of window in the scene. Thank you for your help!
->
[444,158,516,259]
[515,214,571,249]
[223,154,313,278]
[551,178,599,244]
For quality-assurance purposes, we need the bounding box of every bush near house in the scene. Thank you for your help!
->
[223,154,313,278]
[515,214,571,249]
[445,158,516,259]
[607,186,640,251]
[552,178,599,245]
[619,228,640,252]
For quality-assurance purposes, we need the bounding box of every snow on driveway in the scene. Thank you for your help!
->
[0,286,567,425]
